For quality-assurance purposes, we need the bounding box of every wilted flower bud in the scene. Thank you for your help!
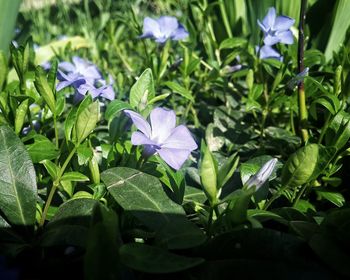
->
[245,158,278,190]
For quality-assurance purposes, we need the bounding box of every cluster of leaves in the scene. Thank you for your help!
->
[1,0,350,279]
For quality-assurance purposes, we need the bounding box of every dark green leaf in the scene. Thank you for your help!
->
[0,125,37,226]
[119,243,204,273]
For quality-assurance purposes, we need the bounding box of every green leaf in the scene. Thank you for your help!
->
[324,0,350,61]
[217,153,239,188]
[325,110,350,150]
[219,38,247,49]
[200,143,218,205]
[130,68,155,109]
[77,145,93,165]
[0,125,37,226]
[75,101,100,145]
[41,160,59,180]
[281,144,335,188]
[163,81,194,102]
[0,50,8,90]
[227,189,255,224]
[14,99,29,134]
[34,66,56,115]
[105,100,132,121]
[316,190,345,207]
[119,243,204,273]
[64,107,77,143]
[311,94,340,115]
[84,203,121,280]
[0,1,21,53]
[42,198,97,247]
[102,167,205,249]
[26,135,59,163]
[61,172,90,182]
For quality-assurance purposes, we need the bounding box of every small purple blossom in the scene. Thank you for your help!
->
[258,7,295,46]
[124,107,197,170]
[140,16,189,43]
[56,56,115,101]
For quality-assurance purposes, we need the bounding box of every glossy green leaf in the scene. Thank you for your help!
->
[325,110,350,150]
[0,125,37,226]
[324,0,350,61]
[105,100,132,121]
[219,38,247,49]
[217,153,239,188]
[61,172,90,182]
[102,167,205,249]
[119,243,204,273]
[281,144,335,188]
[14,99,29,134]
[316,190,345,207]
[130,68,155,109]
[0,50,8,90]
[27,135,59,163]
[34,66,56,115]
[84,203,121,280]
[41,160,59,180]
[64,107,77,142]
[0,1,21,53]
[163,81,194,102]
[200,143,218,205]
[75,101,100,145]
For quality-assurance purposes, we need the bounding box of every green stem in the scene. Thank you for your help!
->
[218,0,233,38]
[293,184,308,206]
[318,113,331,144]
[297,0,309,143]
[39,147,77,227]
[53,116,59,149]
[207,207,214,236]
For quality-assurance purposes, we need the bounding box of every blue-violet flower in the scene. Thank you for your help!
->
[140,16,189,43]
[124,107,197,170]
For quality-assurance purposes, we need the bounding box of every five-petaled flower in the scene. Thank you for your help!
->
[140,16,189,43]
[56,56,115,101]
[258,7,295,46]
[257,7,295,60]
[124,107,197,170]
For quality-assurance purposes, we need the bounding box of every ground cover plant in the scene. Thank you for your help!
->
[1,0,350,279]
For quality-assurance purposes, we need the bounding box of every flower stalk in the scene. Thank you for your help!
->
[298,0,309,142]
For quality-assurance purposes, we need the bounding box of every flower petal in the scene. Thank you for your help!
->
[162,125,197,151]
[277,30,294,45]
[262,7,276,29]
[150,108,176,144]
[257,20,268,33]
[274,16,295,31]
[158,16,179,38]
[158,148,191,170]
[259,45,282,60]
[131,131,157,146]
[58,61,75,73]
[124,110,152,137]
[263,34,281,46]
[171,25,189,41]
[141,17,161,39]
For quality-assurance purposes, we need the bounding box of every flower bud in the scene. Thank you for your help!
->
[245,158,277,190]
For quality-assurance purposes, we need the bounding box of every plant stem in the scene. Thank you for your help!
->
[298,0,309,143]
[53,116,59,149]
[218,0,233,38]
[39,147,77,227]
[293,184,308,206]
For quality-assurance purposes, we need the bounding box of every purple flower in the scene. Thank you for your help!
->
[56,56,115,101]
[124,108,197,170]
[140,16,189,43]
[256,45,283,61]
[58,56,102,83]
[258,7,295,46]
